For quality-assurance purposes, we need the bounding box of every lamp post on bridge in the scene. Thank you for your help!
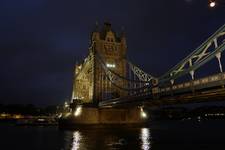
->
[209,0,225,8]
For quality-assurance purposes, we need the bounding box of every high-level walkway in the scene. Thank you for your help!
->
[72,23,225,108]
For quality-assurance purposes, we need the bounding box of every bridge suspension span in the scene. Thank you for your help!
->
[72,23,225,107]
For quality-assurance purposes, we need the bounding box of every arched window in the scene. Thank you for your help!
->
[111,38,114,42]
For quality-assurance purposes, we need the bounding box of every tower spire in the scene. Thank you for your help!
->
[121,26,125,37]
[93,21,99,32]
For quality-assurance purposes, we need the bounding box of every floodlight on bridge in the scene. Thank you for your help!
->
[140,107,147,119]
[74,106,82,117]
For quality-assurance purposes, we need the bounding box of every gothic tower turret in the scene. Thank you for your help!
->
[91,22,127,104]
[72,22,128,105]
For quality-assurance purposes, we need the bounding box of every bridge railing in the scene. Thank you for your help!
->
[154,72,225,96]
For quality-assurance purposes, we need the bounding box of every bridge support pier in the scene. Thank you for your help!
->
[59,106,149,128]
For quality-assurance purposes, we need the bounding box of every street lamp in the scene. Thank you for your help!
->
[209,0,216,7]
[209,0,225,8]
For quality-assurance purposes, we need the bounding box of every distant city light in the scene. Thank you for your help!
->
[64,102,69,108]
[37,118,45,122]
[58,113,62,118]
[65,112,71,117]
[209,1,216,7]
[74,106,82,117]
[0,113,8,117]
[205,113,225,116]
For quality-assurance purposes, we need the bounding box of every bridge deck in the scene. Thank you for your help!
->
[145,88,225,107]
[99,86,225,108]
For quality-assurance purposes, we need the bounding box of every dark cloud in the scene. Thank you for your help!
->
[0,0,224,106]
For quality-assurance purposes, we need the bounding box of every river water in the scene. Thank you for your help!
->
[0,120,225,150]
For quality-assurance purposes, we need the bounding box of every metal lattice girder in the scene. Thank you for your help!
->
[99,58,151,91]
[95,52,153,91]
[159,24,225,84]
[95,52,153,83]
[160,41,225,84]
[128,62,155,82]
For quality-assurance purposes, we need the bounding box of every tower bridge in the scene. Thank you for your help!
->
[59,22,225,127]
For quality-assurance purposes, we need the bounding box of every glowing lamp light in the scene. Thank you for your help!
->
[58,113,62,118]
[0,113,7,117]
[209,1,216,7]
[74,106,82,117]
[140,107,147,118]
[78,65,82,69]
[64,102,69,108]
[141,111,147,118]
[65,112,71,117]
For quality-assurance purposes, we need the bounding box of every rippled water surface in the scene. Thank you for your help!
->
[0,120,225,150]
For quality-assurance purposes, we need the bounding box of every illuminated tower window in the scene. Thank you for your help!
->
[106,63,116,68]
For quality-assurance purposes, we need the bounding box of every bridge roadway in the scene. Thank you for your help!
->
[99,72,225,108]
[99,87,225,108]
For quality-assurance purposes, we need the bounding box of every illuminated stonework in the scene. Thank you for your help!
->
[72,22,127,104]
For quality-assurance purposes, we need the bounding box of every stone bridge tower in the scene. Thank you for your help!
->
[72,22,127,105]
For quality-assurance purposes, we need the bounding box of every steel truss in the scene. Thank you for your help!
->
[159,24,225,85]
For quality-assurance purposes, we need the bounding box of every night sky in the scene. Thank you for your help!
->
[0,0,225,106]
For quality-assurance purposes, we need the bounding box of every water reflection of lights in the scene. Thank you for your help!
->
[140,128,151,150]
[71,131,81,150]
